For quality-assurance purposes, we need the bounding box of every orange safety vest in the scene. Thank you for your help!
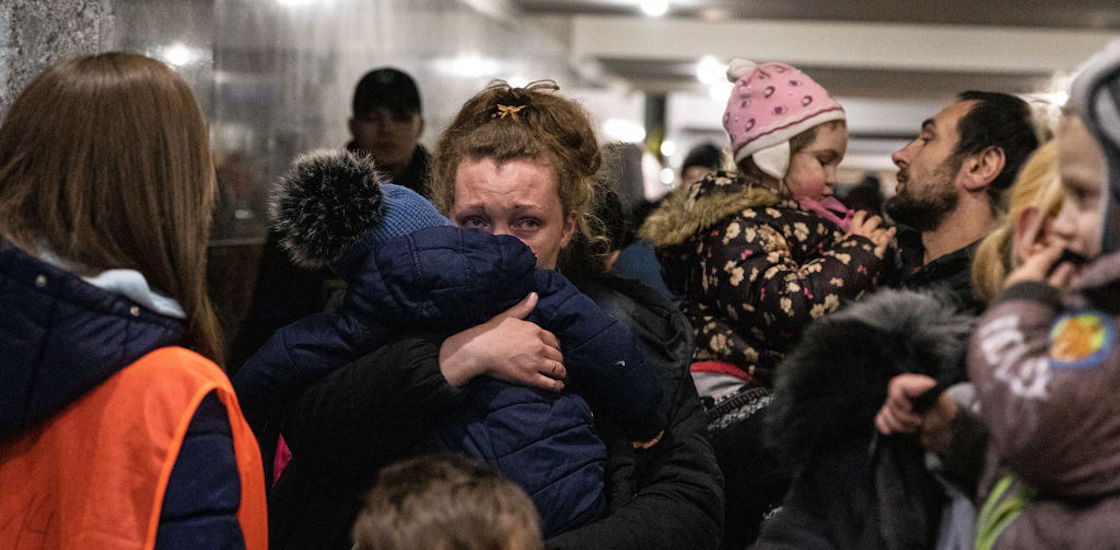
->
[0,347,267,550]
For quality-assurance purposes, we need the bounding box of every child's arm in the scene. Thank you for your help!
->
[231,312,386,433]
[532,270,665,443]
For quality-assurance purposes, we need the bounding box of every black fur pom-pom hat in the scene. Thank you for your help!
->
[269,149,449,270]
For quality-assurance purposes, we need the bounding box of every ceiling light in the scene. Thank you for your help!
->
[639,0,669,17]
[161,43,196,67]
[432,53,501,79]
[660,140,677,157]
[709,81,733,102]
[697,55,723,85]
[604,119,647,143]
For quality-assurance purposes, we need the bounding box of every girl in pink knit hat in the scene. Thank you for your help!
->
[639,58,894,547]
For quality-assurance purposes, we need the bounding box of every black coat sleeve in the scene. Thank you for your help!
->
[546,364,724,550]
[267,337,468,550]
[279,336,467,466]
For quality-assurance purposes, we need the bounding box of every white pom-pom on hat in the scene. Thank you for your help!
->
[726,58,758,83]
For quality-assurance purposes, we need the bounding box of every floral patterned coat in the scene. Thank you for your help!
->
[640,171,885,387]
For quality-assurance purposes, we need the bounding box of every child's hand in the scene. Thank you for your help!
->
[847,210,896,257]
[631,430,664,450]
[1004,240,1079,290]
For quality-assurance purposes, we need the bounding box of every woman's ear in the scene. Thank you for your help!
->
[1012,205,1044,263]
[560,212,577,249]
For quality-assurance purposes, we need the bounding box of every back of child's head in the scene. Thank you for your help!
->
[352,454,543,550]
[722,59,846,189]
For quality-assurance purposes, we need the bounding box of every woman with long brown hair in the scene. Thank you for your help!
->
[0,53,266,549]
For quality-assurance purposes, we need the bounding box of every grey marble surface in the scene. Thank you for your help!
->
[0,0,110,118]
[1,0,577,347]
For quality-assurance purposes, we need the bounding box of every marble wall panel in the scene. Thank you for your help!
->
[208,0,574,242]
[1,0,576,343]
[0,0,110,118]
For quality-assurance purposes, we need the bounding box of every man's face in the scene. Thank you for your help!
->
[348,107,423,169]
[885,100,976,231]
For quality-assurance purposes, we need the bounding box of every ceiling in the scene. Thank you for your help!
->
[511,0,1119,97]
[500,0,1119,169]
[513,0,1120,30]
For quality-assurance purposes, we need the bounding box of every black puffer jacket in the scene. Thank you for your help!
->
[549,274,725,550]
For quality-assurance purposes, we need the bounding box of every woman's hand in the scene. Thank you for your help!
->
[439,292,567,391]
[847,210,896,257]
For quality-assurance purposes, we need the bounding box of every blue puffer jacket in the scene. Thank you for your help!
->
[0,238,246,549]
[234,225,665,536]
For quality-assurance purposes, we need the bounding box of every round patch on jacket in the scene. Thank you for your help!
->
[1049,310,1115,369]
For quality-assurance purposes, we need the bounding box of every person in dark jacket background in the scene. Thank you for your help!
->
[0,52,266,549]
[229,66,430,373]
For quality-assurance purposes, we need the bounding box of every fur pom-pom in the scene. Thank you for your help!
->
[269,149,385,269]
[766,289,977,470]
[726,58,758,82]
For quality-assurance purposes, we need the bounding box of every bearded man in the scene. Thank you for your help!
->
[886,91,1039,312]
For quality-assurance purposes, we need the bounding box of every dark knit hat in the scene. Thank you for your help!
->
[352,67,422,116]
[270,149,448,270]
[1070,41,1120,255]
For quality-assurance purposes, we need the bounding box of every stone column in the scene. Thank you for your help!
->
[0,0,112,118]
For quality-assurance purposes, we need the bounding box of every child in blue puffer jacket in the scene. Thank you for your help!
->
[233,150,665,537]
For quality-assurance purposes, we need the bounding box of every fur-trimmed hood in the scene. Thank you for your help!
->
[639,171,779,249]
[766,289,976,471]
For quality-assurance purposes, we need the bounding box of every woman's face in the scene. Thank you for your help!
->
[785,123,848,201]
[451,157,576,270]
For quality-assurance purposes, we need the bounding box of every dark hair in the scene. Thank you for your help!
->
[351,454,542,550]
[353,67,422,117]
[954,91,1039,207]
[559,184,628,278]
[681,143,723,175]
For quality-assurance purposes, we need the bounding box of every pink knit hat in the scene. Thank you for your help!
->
[722,59,845,180]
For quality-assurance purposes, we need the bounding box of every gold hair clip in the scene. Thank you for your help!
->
[493,104,526,120]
